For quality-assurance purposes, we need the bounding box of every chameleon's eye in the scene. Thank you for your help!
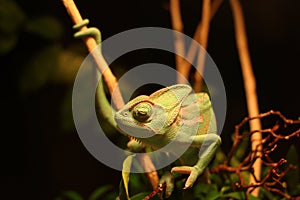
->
[133,103,152,122]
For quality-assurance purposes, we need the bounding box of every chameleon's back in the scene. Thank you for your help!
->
[175,92,217,166]
[179,92,216,136]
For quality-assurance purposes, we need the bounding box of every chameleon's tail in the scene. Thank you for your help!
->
[73,19,118,130]
[96,71,118,129]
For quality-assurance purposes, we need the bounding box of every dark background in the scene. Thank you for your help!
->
[1,0,299,199]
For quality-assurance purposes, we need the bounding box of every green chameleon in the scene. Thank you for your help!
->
[73,20,221,192]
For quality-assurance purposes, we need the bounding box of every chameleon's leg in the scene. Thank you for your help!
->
[171,134,221,189]
[73,19,101,44]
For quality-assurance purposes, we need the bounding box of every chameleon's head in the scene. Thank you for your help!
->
[114,84,192,144]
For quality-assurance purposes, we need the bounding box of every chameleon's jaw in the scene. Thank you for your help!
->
[114,110,156,139]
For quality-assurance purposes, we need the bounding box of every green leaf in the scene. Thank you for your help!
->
[89,185,113,200]
[118,179,128,200]
[25,15,63,40]
[221,191,244,199]
[235,134,249,160]
[194,183,220,200]
[286,145,299,194]
[130,192,152,200]
[58,191,84,200]
[122,155,136,200]
[259,187,277,200]
[248,193,261,200]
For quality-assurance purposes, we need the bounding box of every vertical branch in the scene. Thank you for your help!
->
[170,0,189,83]
[61,0,124,110]
[180,0,223,88]
[194,0,211,92]
[229,0,262,196]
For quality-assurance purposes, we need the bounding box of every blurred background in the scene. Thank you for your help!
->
[1,0,299,199]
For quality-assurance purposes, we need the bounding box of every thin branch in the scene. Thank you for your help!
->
[193,0,211,92]
[211,110,300,199]
[229,0,262,196]
[170,0,188,83]
[171,0,224,85]
[61,0,124,110]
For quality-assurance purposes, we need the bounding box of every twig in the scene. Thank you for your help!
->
[229,0,262,196]
[169,0,189,83]
[143,183,166,200]
[61,0,124,110]
[193,0,211,92]
[138,154,159,191]
[211,110,300,199]
[171,0,224,85]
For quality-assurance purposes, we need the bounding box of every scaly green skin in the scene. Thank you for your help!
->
[114,84,221,189]
[73,21,221,191]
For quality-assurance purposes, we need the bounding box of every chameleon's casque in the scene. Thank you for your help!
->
[114,84,221,189]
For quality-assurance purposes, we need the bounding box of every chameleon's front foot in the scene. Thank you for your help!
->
[171,166,203,189]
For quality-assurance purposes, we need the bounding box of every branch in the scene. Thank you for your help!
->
[211,110,300,199]
[229,0,262,196]
[61,0,124,110]
[169,0,189,83]
[178,0,223,88]
[193,0,211,92]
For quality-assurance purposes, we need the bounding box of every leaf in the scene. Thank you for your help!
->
[89,185,113,200]
[248,193,261,200]
[122,155,136,200]
[194,183,220,200]
[221,191,245,199]
[286,145,299,194]
[130,192,152,200]
[58,191,84,200]
[25,15,63,40]
[259,187,277,200]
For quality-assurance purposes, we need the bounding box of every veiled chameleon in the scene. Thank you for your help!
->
[73,20,221,190]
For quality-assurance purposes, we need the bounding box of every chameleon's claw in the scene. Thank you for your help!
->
[171,166,202,189]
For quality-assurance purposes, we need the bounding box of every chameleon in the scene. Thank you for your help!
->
[73,20,221,191]
[114,84,221,189]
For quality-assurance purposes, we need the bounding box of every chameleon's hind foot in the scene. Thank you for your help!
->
[73,19,101,44]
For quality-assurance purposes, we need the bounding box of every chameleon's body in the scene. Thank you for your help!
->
[114,84,221,189]
[73,21,221,190]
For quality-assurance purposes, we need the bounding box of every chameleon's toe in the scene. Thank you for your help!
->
[171,166,193,174]
[171,166,202,189]
[183,169,200,189]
